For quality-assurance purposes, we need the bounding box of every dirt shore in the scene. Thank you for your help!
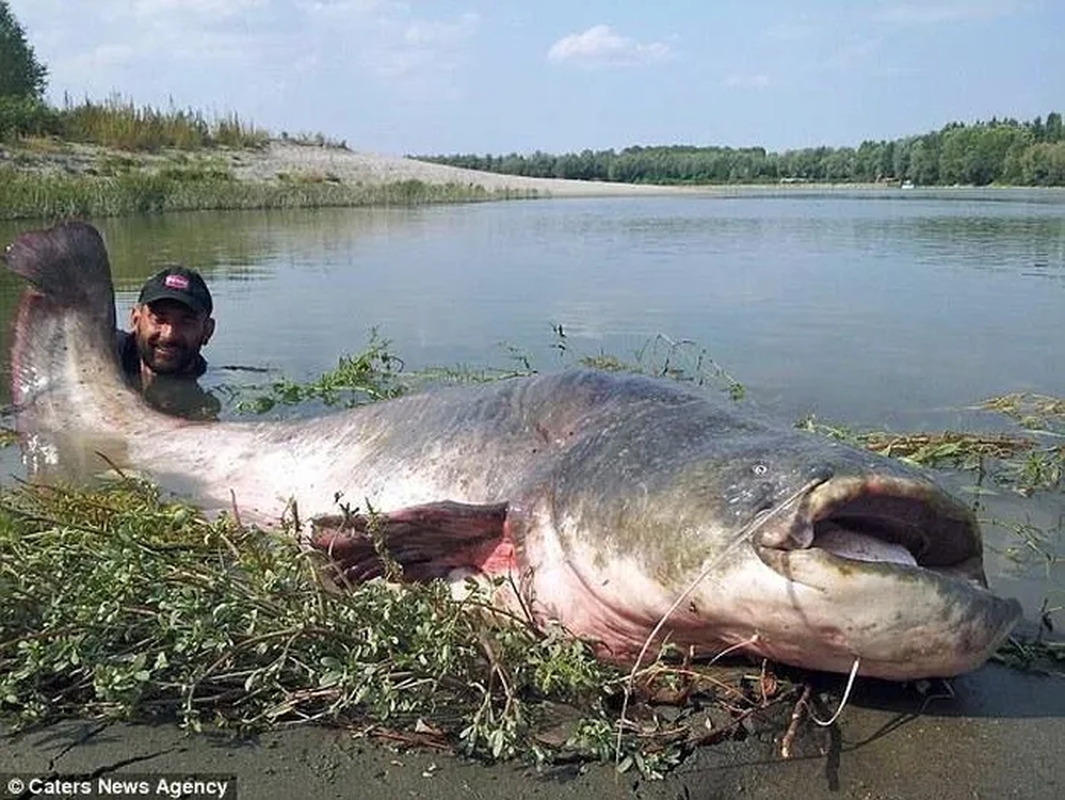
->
[4,662,1063,800]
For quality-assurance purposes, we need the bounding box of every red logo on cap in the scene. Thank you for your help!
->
[164,274,190,290]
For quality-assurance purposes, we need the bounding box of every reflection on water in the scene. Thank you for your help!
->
[1,190,1063,616]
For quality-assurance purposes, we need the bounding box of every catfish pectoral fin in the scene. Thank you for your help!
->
[311,500,513,582]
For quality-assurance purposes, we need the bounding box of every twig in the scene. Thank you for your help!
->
[780,684,812,759]
[229,488,245,533]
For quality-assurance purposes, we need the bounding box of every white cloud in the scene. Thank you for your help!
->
[81,44,138,69]
[12,0,283,73]
[132,0,268,18]
[765,22,817,42]
[824,38,882,71]
[356,10,480,85]
[723,74,771,89]
[299,0,387,9]
[10,0,480,101]
[295,0,397,22]
[294,1,479,84]
[873,2,1020,24]
[404,13,479,47]
[547,25,671,67]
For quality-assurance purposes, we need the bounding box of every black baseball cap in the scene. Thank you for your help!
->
[138,266,213,315]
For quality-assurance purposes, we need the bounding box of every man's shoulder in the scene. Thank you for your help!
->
[115,330,140,378]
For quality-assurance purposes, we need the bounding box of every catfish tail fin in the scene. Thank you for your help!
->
[3,220,133,476]
[4,220,117,322]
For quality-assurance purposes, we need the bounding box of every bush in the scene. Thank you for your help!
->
[0,95,61,141]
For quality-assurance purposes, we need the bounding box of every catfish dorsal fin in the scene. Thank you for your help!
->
[310,500,514,583]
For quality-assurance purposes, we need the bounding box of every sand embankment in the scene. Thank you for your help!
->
[234,141,689,197]
[2,138,694,196]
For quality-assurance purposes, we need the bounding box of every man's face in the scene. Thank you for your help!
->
[130,299,215,375]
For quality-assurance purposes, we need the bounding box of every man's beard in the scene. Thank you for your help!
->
[137,336,195,375]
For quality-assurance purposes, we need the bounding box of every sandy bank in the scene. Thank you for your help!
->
[232,141,692,197]
[1,138,698,198]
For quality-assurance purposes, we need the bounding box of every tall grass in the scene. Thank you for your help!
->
[0,168,537,221]
[0,95,540,219]
[0,94,270,151]
[56,94,270,151]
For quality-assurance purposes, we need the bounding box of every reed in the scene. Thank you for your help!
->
[0,168,535,221]
[1,94,270,151]
[55,94,270,151]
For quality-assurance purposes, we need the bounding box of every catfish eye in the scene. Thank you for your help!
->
[751,463,768,476]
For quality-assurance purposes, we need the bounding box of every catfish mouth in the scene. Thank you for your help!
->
[756,475,988,586]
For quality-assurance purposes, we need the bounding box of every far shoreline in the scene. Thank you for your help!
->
[3,138,1062,222]
[230,142,1065,197]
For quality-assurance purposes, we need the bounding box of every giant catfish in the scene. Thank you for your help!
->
[3,221,1021,680]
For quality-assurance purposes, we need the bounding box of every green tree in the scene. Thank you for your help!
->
[907,136,940,185]
[823,147,856,182]
[0,0,47,98]
[1001,129,1034,184]
[1020,142,1065,185]
[1030,115,1045,142]
[938,126,972,184]
[1046,112,1063,143]
[892,137,913,180]
[423,109,1065,188]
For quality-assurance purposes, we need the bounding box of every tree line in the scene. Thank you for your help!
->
[418,115,1065,188]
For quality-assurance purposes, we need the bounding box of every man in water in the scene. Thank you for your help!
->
[117,267,221,420]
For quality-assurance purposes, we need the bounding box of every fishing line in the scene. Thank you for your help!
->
[704,635,761,668]
[614,472,832,765]
[810,656,861,727]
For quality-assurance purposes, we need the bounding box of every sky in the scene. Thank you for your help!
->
[7,1,1063,156]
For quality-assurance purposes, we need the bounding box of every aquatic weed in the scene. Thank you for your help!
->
[980,392,1065,433]
[795,414,1063,495]
[0,477,808,774]
[223,326,749,418]
[988,515,1065,578]
[0,480,594,736]
[554,326,746,400]
[224,330,408,415]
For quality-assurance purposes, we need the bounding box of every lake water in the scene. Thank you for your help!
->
[1,188,1063,620]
